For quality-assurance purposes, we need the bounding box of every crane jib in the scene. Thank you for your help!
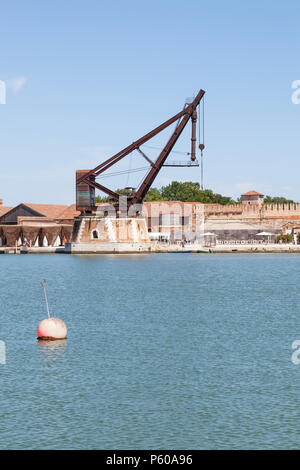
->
[76,89,205,214]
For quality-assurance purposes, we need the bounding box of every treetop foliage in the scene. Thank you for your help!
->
[95,181,237,205]
[94,181,296,205]
[264,195,294,204]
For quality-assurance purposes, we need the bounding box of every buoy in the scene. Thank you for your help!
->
[37,317,67,340]
[37,279,67,340]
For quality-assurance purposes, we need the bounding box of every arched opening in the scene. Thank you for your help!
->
[92,229,99,240]
[53,235,61,247]
[43,235,48,247]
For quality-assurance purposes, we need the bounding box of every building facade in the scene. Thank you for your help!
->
[2,191,300,247]
[0,201,77,247]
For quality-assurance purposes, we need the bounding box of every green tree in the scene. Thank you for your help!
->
[115,188,136,197]
[161,181,200,201]
[94,195,109,203]
[95,181,238,205]
[144,188,166,201]
[95,188,136,203]
[264,195,294,204]
[160,181,237,204]
[277,233,293,243]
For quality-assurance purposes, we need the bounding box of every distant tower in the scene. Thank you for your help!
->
[241,190,264,206]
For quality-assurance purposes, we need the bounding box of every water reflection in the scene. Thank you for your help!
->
[37,339,67,361]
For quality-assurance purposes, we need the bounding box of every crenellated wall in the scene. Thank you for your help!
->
[205,203,300,221]
[203,203,300,240]
[70,202,300,246]
[263,203,300,217]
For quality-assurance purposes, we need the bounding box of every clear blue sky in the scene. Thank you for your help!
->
[1,0,299,205]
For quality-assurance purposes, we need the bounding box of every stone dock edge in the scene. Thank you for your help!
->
[2,243,300,254]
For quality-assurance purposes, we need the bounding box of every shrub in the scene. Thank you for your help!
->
[277,233,293,243]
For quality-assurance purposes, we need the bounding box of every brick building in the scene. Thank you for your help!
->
[2,190,300,247]
[0,200,78,247]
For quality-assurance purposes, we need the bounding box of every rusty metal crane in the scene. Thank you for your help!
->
[76,89,205,214]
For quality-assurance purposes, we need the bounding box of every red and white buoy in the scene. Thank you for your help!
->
[37,279,67,340]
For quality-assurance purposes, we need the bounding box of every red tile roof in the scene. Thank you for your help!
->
[0,206,13,217]
[241,190,264,197]
[24,203,69,219]
[56,204,81,220]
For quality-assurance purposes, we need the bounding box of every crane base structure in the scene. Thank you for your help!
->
[71,90,205,250]
[72,216,149,242]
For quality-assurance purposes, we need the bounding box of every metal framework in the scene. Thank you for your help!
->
[76,89,205,213]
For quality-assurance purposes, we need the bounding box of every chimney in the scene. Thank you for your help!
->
[0,199,2,206]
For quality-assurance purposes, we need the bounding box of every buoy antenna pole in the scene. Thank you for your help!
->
[41,279,51,319]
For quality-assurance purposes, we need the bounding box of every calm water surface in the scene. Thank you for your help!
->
[1,253,300,449]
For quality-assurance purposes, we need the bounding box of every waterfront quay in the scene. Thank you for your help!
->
[1,242,300,254]
[2,191,300,254]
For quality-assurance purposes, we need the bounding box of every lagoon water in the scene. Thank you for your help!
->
[1,253,300,449]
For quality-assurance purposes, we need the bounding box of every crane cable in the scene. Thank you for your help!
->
[97,165,150,179]
[126,152,133,187]
[143,145,191,156]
